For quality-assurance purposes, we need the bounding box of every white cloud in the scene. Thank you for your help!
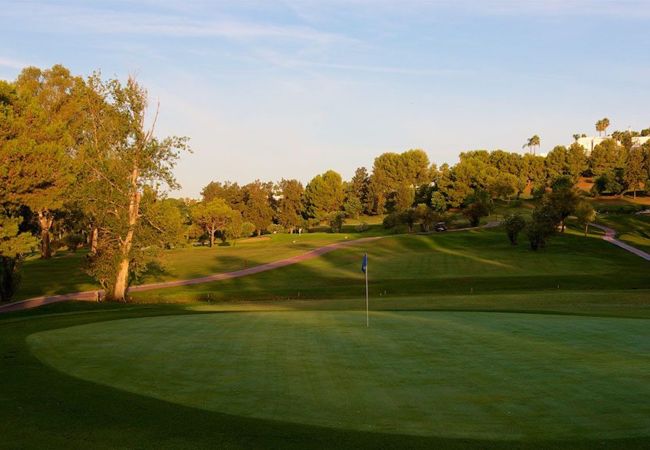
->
[6,2,352,44]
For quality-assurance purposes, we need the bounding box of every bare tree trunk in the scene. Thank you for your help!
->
[90,226,99,254]
[584,223,588,237]
[109,167,140,302]
[38,210,54,259]
[209,229,215,247]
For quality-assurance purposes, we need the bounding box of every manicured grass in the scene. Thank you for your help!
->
[596,213,650,253]
[134,228,650,303]
[28,310,650,440]
[1,302,648,449]
[15,231,377,301]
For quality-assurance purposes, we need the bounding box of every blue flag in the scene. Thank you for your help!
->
[361,253,367,273]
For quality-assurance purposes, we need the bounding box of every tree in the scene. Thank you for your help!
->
[304,170,344,221]
[328,211,346,233]
[503,213,526,245]
[343,195,363,219]
[191,199,234,247]
[390,183,415,212]
[545,146,568,181]
[624,147,645,198]
[200,181,244,210]
[0,65,83,258]
[591,171,623,196]
[489,173,518,202]
[522,154,547,192]
[349,167,370,213]
[429,191,447,212]
[527,203,559,250]
[276,179,304,232]
[595,117,610,137]
[566,142,587,181]
[523,135,541,155]
[78,74,189,301]
[223,210,247,243]
[574,201,596,237]
[242,181,274,236]
[546,181,580,232]
[462,190,493,227]
[589,139,623,176]
[0,214,38,302]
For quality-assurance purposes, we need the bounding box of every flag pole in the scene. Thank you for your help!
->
[365,255,369,328]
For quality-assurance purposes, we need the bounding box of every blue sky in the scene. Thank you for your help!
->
[1,0,649,197]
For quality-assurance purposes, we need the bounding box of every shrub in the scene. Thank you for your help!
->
[355,222,369,232]
[267,223,284,234]
[328,212,346,233]
[64,234,86,252]
[503,213,526,245]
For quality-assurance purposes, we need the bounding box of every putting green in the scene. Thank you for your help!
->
[28,311,650,440]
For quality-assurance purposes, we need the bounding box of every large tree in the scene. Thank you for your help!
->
[201,181,244,210]
[0,214,38,302]
[304,170,344,221]
[78,74,189,301]
[0,65,83,258]
[191,198,234,247]
[276,179,304,232]
[589,139,623,176]
[624,147,645,198]
[242,180,274,236]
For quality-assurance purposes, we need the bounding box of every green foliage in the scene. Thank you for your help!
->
[546,182,580,232]
[574,201,596,237]
[276,179,304,231]
[63,233,85,252]
[191,198,235,247]
[503,213,526,245]
[429,191,447,212]
[0,214,38,301]
[590,139,623,176]
[327,211,346,233]
[343,194,363,219]
[304,170,344,221]
[242,180,274,236]
[462,190,493,227]
[200,181,243,209]
[527,203,560,250]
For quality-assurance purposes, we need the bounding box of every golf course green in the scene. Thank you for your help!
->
[28,310,650,440]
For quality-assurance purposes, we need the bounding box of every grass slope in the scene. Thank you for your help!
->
[134,228,650,303]
[16,232,375,301]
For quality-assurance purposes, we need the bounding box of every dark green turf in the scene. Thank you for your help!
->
[2,303,650,449]
[28,311,650,440]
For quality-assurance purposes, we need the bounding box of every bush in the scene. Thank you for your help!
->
[267,223,284,234]
[328,212,346,233]
[355,222,369,232]
[503,213,526,245]
[64,233,85,252]
[383,212,401,229]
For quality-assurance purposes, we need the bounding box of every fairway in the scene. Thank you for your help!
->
[29,311,650,440]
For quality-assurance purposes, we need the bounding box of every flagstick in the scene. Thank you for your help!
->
[365,261,369,328]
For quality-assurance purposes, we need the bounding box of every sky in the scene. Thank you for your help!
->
[1,0,649,197]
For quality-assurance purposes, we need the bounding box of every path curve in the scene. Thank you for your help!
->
[589,223,650,261]
[0,236,382,314]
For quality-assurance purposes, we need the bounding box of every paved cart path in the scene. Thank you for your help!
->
[589,222,650,261]
[0,236,382,314]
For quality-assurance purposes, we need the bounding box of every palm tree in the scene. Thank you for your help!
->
[522,135,541,155]
[595,118,610,137]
